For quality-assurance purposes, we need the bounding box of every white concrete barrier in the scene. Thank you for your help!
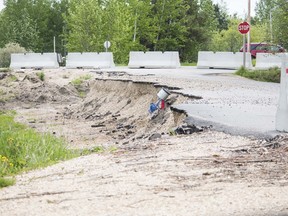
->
[128,51,181,69]
[197,51,253,69]
[196,51,214,69]
[65,52,115,69]
[276,54,288,132]
[10,53,60,69]
[255,53,288,70]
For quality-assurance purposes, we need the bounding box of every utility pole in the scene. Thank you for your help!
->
[270,11,273,42]
[53,36,56,53]
[247,0,251,53]
[133,12,137,42]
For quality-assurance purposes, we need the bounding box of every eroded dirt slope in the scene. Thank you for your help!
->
[0,69,288,216]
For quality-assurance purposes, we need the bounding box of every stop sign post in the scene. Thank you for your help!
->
[238,22,250,69]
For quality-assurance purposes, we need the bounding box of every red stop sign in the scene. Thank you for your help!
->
[238,22,250,34]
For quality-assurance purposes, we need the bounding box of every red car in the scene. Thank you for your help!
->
[240,43,286,58]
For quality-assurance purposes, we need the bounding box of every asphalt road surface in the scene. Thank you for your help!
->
[104,66,282,138]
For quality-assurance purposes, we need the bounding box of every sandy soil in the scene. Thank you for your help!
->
[0,68,288,216]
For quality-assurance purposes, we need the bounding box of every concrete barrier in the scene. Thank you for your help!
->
[10,53,60,69]
[197,51,253,69]
[65,52,115,69]
[128,51,181,69]
[196,51,214,69]
[255,53,288,70]
[276,54,288,132]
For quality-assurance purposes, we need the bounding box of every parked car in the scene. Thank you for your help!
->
[240,42,286,58]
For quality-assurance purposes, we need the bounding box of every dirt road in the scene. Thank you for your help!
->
[0,68,288,216]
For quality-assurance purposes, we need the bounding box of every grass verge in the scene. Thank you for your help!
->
[235,66,280,83]
[0,68,10,73]
[0,111,79,188]
[181,62,197,66]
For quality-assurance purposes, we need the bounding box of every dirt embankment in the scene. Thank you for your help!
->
[1,69,288,216]
[0,70,190,150]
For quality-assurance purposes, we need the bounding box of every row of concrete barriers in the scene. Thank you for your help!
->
[10,52,115,69]
[10,51,287,70]
[10,51,181,69]
[197,51,288,70]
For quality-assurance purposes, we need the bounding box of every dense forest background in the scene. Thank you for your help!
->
[0,0,287,64]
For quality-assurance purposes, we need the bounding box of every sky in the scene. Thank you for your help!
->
[0,0,3,11]
[212,0,260,18]
[0,0,259,17]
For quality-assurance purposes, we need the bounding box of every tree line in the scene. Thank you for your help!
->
[0,0,287,64]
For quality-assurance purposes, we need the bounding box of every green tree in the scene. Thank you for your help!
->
[182,0,217,62]
[65,0,134,63]
[213,1,229,31]
[48,0,70,55]
[103,0,134,63]
[250,23,267,43]
[255,0,288,47]
[210,18,242,52]
[255,0,276,22]
[272,0,288,48]
[128,0,157,51]
[1,0,68,52]
[65,0,104,52]
[0,6,39,50]
[150,0,188,52]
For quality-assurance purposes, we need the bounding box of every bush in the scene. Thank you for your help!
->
[0,43,27,68]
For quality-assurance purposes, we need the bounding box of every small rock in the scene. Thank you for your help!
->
[149,133,162,141]
[127,99,132,105]
[174,124,204,135]
[91,124,105,128]
[124,125,134,130]
[0,73,7,80]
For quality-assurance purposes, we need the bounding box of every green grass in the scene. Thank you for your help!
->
[235,66,280,83]
[0,177,15,188]
[71,74,92,86]
[0,68,10,72]
[8,74,17,82]
[0,111,79,188]
[71,78,83,86]
[78,91,86,98]
[252,58,256,67]
[36,72,45,81]
[181,62,197,66]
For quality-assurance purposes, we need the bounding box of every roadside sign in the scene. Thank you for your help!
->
[238,22,250,34]
[104,41,111,49]
[104,41,111,52]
